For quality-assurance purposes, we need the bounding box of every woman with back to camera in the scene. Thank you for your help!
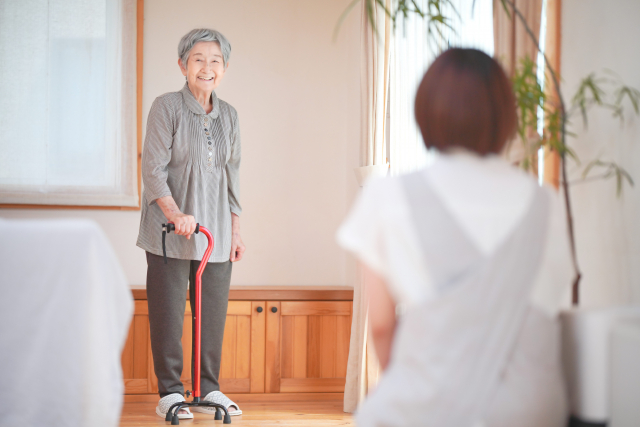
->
[136,28,245,420]
[338,48,572,426]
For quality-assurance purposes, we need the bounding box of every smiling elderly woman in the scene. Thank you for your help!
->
[136,28,245,420]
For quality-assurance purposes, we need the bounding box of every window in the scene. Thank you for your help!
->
[388,0,494,176]
[0,0,138,207]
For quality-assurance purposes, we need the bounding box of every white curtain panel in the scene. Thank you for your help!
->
[345,0,392,413]
[389,10,433,177]
[389,0,494,176]
[0,0,138,207]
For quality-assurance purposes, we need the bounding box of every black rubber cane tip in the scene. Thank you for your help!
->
[214,408,222,420]
[165,411,172,421]
[171,414,180,425]
[223,413,232,424]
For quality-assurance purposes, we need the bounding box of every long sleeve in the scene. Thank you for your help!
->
[226,108,242,216]
[141,97,175,205]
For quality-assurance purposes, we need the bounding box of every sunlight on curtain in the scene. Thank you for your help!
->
[389,0,494,176]
[0,0,137,206]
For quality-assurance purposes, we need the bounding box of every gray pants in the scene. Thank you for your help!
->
[146,252,232,398]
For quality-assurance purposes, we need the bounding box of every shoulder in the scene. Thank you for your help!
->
[345,175,410,235]
[361,175,401,201]
[150,91,183,115]
[218,98,238,120]
[154,90,183,105]
[365,174,412,216]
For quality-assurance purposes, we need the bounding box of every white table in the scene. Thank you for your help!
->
[0,218,133,427]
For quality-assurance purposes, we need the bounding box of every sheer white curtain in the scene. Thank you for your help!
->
[0,0,138,207]
[389,0,494,176]
[345,0,392,413]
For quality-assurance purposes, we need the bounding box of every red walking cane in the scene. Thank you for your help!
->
[161,222,232,425]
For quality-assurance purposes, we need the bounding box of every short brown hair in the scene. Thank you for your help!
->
[414,48,516,155]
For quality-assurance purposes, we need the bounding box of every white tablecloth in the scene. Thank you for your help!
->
[0,218,133,427]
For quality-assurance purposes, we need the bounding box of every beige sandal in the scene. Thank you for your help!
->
[190,391,242,416]
[155,393,194,419]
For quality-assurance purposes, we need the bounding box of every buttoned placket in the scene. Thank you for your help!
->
[203,115,214,172]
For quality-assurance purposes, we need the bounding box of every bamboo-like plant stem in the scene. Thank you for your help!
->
[500,0,581,304]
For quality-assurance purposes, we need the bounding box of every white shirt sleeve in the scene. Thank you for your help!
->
[337,177,436,307]
[337,178,390,280]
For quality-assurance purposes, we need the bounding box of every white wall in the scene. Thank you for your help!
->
[0,0,361,287]
[562,0,640,307]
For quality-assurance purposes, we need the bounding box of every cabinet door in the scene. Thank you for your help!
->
[265,301,352,393]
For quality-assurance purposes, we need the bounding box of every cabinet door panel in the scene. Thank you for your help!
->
[267,300,352,393]
[218,300,264,394]
[281,301,352,316]
[335,314,351,378]
[220,316,238,379]
[281,315,309,379]
[250,301,266,393]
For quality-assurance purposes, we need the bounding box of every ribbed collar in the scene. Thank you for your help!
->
[180,83,220,118]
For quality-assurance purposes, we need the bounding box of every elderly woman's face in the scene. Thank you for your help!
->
[179,41,226,93]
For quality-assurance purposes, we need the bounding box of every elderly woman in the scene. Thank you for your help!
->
[136,28,245,420]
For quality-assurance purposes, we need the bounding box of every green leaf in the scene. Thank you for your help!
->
[581,160,635,197]
[615,85,640,115]
[333,0,361,41]
[571,73,607,128]
[498,0,511,19]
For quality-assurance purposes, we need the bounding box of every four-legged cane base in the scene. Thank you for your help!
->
[166,398,232,425]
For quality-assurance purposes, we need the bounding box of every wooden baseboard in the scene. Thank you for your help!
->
[124,392,344,404]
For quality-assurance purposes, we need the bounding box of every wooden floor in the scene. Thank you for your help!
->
[120,400,354,426]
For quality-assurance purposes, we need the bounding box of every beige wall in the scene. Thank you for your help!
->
[0,0,362,287]
[562,0,640,306]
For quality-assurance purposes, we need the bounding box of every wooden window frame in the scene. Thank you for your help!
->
[0,0,144,211]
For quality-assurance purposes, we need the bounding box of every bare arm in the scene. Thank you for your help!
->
[226,108,244,262]
[156,195,196,239]
[363,263,397,370]
[230,213,245,262]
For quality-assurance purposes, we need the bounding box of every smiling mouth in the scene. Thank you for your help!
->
[198,76,214,82]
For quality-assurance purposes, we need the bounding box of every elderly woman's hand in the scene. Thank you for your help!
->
[230,213,245,262]
[157,195,197,239]
[169,212,197,239]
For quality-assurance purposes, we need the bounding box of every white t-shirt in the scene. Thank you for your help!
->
[338,150,573,316]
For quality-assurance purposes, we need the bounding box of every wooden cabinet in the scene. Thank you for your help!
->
[122,286,353,397]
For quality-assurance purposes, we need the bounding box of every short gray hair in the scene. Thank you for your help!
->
[178,28,231,68]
